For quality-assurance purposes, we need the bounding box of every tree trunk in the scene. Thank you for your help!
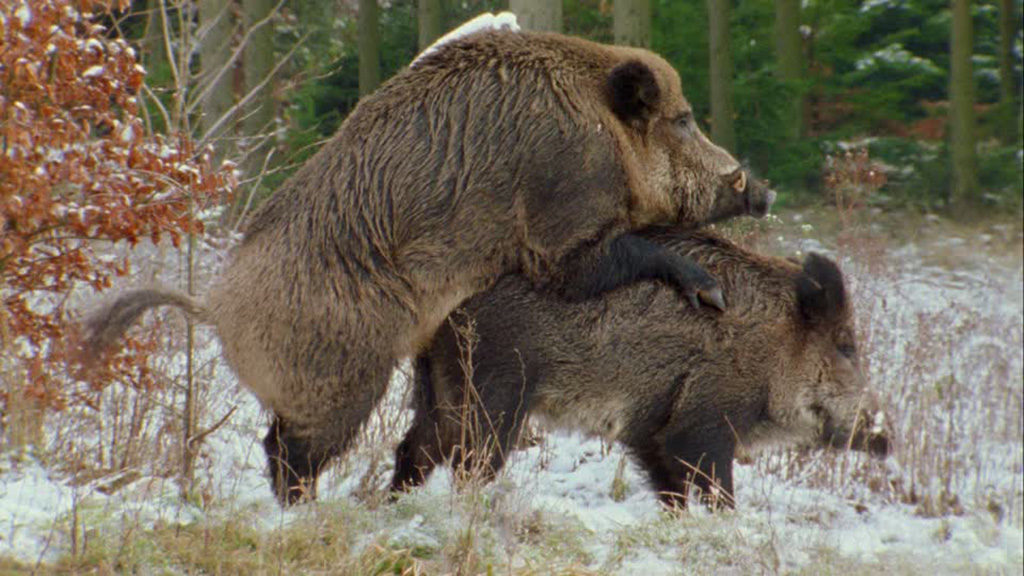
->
[198,0,235,200]
[997,0,1020,144]
[949,0,978,207]
[142,0,168,80]
[614,0,651,48]
[508,0,562,33]
[239,0,276,215]
[418,0,444,52]
[358,0,381,96]
[707,0,735,151]
[774,0,802,141]
[242,0,275,138]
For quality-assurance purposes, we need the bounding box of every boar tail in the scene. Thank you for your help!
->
[82,288,206,357]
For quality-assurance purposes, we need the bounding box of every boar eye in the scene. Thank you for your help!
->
[837,343,856,359]
[672,112,694,136]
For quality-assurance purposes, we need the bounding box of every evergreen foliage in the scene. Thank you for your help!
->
[134,0,1024,207]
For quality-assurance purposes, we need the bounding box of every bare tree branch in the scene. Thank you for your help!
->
[188,0,287,117]
[196,33,308,149]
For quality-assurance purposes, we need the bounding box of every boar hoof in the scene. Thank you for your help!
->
[699,286,726,311]
[675,261,725,312]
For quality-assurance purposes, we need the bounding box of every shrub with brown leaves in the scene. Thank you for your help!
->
[1,0,234,411]
[823,148,888,216]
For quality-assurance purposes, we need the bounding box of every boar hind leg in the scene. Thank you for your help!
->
[263,353,394,505]
[557,233,724,310]
[390,402,516,492]
[449,407,523,487]
[263,415,338,505]
[390,418,446,492]
[450,366,534,487]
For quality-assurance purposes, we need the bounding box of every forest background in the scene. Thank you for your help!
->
[135,0,1024,215]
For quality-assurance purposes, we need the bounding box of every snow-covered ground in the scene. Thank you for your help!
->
[1,209,1021,573]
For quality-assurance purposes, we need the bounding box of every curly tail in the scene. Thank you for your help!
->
[82,288,206,357]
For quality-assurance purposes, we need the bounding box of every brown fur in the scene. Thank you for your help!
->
[83,30,771,504]
[392,229,891,509]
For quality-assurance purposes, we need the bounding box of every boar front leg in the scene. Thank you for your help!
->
[630,442,694,510]
[663,426,736,510]
[554,232,725,310]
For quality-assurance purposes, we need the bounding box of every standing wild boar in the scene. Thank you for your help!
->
[82,26,774,505]
[392,229,891,509]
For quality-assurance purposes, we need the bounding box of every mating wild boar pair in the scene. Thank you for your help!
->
[392,230,892,509]
[83,28,775,505]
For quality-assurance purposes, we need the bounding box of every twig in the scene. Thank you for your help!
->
[197,34,309,149]
[231,147,276,234]
[187,405,238,452]
[187,0,288,116]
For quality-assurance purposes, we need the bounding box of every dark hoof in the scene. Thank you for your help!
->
[679,272,725,312]
[699,286,726,312]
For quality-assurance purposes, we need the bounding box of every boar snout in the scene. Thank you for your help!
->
[743,173,776,218]
[707,169,776,223]
[864,430,891,458]
[859,409,893,458]
[822,408,892,459]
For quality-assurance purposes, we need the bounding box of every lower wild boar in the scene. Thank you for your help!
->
[391,230,891,509]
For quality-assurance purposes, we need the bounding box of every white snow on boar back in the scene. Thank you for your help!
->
[411,11,520,67]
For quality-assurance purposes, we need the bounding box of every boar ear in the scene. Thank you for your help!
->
[609,60,660,124]
[796,253,847,326]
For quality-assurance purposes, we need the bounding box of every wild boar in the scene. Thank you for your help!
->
[393,230,890,509]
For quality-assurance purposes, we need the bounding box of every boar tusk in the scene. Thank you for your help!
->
[871,411,886,434]
[732,171,747,193]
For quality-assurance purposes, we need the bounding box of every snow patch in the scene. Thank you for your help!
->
[860,0,908,12]
[411,11,520,67]
[387,514,441,551]
[855,43,941,74]
[119,122,134,143]
[83,38,104,54]
[0,458,75,563]
[14,2,31,26]
[81,66,105,79]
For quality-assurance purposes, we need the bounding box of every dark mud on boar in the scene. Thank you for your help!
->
[393,230,890,510]
[82,28,773,505]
